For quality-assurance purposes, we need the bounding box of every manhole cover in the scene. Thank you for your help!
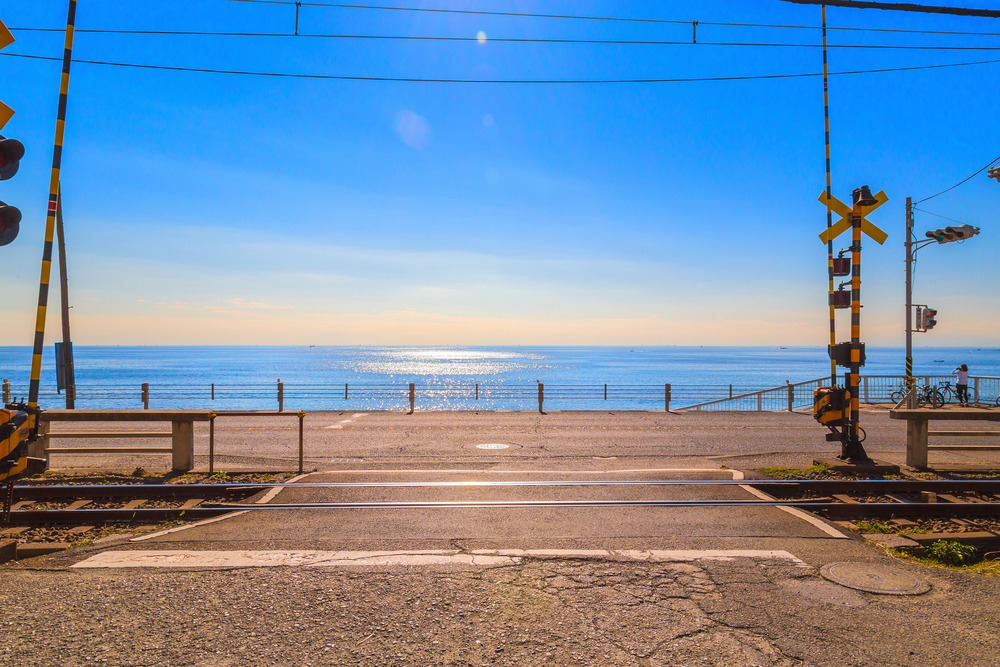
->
[476,443,510,450]
[820,562,930,595]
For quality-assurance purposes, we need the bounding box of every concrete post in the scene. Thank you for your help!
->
[787,381,793,411]
[2,379,9,404]
[538,383,544,413]
[409,383,415,413]
[664,383,671,412]
[171,420,194,472]
[298,411,305,474]
[141,383,149,410]
[604,383,607,400]
[906,418,928,469]
[277,380,284,412]
[475,383,479,400]
[345,383,348,400]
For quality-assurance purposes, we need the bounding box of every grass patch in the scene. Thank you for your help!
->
[927,540,978,565]
[855,520,894,534]
[760,463,830,479]
[209,471,229,479]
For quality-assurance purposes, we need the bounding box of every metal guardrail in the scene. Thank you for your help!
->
[4,376,998,412]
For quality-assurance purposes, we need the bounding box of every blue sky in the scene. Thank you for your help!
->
[1,0,998,346]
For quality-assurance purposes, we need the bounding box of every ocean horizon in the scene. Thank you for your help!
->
[2,345,998,411]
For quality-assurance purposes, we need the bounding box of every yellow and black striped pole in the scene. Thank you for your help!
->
[822,5,836,386]
[846,195,866,461]
[27,0,77,409]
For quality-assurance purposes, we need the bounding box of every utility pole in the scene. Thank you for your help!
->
[55,185,76,408]
[904,197,914,407]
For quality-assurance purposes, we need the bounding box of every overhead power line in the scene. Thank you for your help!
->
[914,155,1000,204]
[777,0,1000,19]
[218,0,1000,35]
[9,27,1000,51]
[4,51,999,83]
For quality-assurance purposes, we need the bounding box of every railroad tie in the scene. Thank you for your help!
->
[0,526,29,536]
[123,500,144,510]
[11,501,33,511]
[68,525,94,535]
[64,500,92,510]
[832,494,859,505]
[937,494,965,504]
[179,498,204,510]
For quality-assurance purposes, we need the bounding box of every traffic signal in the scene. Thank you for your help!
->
[926,228,956,243]
[926,225,980,243]
[924,308,937,330]
[948,224,979,240]
[915,306,924,330]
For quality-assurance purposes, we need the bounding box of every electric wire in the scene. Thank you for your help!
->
[4,51,999,83]
[216,0,1000,36]
[914,155,1000,203]
[913,208,970,226]
[9,27,1000,51]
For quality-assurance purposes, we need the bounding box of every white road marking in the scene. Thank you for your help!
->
[313,468,744,479]
[256,472,313,504]
[740,484,848,539]
[72,549,808,569]
[324,412,368,429]
[129,511,252,543]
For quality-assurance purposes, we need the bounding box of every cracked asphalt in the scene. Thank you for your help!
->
[3,553,999,666]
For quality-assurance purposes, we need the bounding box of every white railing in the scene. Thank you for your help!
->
[677,375,1000,412]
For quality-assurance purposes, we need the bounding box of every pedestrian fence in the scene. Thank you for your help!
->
[3,376,998,413]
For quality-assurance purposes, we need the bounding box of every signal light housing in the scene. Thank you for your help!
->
[0,135,23,180]
[924,308,937,330]
[0,199,19,246]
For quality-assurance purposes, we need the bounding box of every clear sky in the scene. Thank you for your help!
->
[1,0,997,346]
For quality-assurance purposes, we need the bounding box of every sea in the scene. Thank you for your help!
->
[1,345,998,411]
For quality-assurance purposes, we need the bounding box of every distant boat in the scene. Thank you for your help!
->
[934,360,944,362]
[780,346,787,349]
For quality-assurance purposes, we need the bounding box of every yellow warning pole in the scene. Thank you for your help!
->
[822,5,836,386]
[28,0,77,408]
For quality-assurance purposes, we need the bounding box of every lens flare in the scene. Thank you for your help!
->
[477,31,487,43]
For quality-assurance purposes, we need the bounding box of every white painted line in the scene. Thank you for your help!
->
[256,472,313,504]
[129,510,252,543]
[739,484,847,539]
[314,468,744,479]
[324,413,368,429]
[72,548,808,569]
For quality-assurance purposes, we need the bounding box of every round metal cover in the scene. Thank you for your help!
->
[476,443,510,450]
[820,562,930,595]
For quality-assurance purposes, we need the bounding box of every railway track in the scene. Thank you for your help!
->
[3,479,1000,526]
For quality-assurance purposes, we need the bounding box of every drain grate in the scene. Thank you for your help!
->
[821,562,930,595]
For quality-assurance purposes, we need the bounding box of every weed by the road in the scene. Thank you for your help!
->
[209,471,229,479]
[854,520,893,534]
[760,462,830,479]
[927,540,978,565]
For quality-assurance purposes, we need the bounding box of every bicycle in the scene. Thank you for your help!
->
[915,383,944,409]
[939,381,974,406]
[888,383,910,403]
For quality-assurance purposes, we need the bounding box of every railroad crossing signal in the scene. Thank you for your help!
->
[817,189,889,245]
[0,21,14,130]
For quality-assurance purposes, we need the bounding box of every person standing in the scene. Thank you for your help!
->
[952,364,970,406]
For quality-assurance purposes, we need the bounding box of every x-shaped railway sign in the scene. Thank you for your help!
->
[0,22,13,129]
[817,190,888,245]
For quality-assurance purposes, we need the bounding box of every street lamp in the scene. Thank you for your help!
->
[904,197,981,406]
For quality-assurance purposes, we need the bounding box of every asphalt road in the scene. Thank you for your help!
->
[6,409,999,666]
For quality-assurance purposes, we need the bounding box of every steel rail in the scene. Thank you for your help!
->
[14,479,1000,497]
[8,500,1000,524]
